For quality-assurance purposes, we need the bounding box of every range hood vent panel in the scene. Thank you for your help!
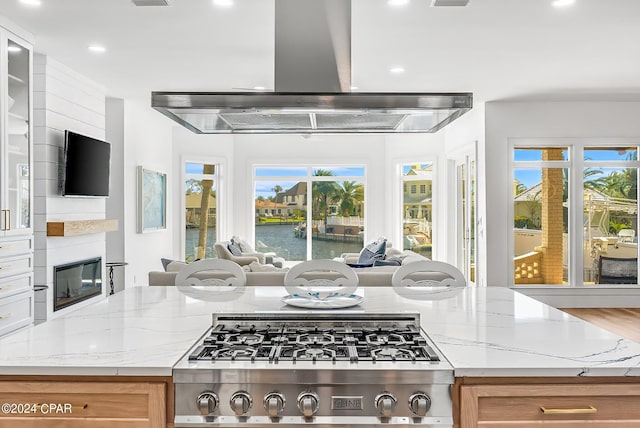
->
[151,0,473,134]
[153,92,473,134]
[316,113,407,130]
[219,113,313,131]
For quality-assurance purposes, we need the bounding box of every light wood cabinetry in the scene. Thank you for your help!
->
[0,24,34,338]
[458,378,640,427]
[0,377,172,428]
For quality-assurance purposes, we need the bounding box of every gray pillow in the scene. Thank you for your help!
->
[358,239,387,266]
[373,257,402,267]
[228,241,243,256]
[161,258,175,271]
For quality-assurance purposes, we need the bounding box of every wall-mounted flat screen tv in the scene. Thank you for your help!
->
[62,130,111,197]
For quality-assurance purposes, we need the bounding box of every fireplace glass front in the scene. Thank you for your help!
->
[54,257,102,311]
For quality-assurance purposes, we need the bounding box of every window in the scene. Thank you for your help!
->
[254,166,365,260]
[583,146,638,284]
[511,143,639,286]
[401,163,434,259]
[184,162,220,261]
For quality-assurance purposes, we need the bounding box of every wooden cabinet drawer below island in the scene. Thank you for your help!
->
[0,380,166,428]
[460,383,640,427]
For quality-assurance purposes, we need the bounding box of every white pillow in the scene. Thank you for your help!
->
[400,251,429,265]
[238,239,254,253]
[386,248,402,258]
[248,261,288,272]
[231,236,254,253]
[166,261,188,272]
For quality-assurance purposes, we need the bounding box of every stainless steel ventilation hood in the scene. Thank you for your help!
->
[151,0,472,134]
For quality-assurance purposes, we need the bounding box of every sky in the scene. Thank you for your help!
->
[514,148,637,188]
[184,163,368,198]
[185,153,636,194]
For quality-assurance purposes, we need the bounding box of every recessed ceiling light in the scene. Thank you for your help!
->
[19,0,41,6]
[253,86,266,91]
[7,46,22,53]
[552,0,575,8]
[390,66,405,74]
[88,45,106,53]
[388,0,410,6]
[350,86,359,90]
[213,0,233,7]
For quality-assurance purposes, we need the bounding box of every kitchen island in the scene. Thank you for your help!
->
[0,285,639,427]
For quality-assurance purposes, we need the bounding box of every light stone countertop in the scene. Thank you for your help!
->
[0,286,639,377]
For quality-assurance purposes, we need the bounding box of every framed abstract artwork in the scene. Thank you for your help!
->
[137,166,167,233]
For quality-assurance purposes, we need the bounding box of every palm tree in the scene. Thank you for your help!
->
[332,181,364,217]
[265,185,283,218]
[590,155,636,200]
[312,169,338,229]
[197,164,216,259]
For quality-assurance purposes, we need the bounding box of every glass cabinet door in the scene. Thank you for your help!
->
[4,37,31,233]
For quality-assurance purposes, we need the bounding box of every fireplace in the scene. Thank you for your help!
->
[54,257,103,311]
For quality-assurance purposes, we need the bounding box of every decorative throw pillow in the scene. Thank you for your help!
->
[248,261,280,272]
[386,248,402,258]
[357,238,387,266]
[234,237,254,253]
[227,241,243,256]
[373,257,402,267]
[248,261,289,272]
[166,261,188,272]
[161,258,175,271]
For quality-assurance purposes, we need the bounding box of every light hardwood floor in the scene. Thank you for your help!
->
[562,308,640,343]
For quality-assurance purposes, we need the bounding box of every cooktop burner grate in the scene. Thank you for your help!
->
[189,321,440,363]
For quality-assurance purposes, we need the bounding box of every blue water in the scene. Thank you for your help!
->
[185,224,363,261]
[256,224,363,260]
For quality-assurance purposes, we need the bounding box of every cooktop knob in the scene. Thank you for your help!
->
[196,391,219,415]
[264,392,286,417]
[230,391,253,416]
[408,392,431,417]
[374,392,397,418]
[297,392,319,417]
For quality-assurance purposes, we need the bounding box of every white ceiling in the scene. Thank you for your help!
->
[1,0,640,103]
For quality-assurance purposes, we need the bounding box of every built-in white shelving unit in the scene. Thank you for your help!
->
[0,25,34,337]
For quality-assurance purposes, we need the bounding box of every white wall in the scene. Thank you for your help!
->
[32,54,108,321]
[122,99,174,286]
[485,101,640,290]
[443,105,486,284]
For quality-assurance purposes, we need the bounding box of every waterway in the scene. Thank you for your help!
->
[185,224,363,261]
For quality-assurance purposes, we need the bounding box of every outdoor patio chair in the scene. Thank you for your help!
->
[617,229,636,243]
[596,256,638,284]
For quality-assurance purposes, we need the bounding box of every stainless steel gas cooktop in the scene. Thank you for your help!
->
[174,313,453,427]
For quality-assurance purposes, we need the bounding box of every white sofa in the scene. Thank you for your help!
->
[148,251,445,287]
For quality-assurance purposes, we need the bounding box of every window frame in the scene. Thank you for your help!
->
[180,156,226,261]
[397,161,438,260]
[252,164,367,260]
[508,138,640,287]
